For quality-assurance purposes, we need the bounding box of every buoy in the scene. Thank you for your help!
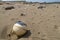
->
[12,21,27,36]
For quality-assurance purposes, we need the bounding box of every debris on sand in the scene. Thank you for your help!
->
[20,13,26,16]
[5,6,15,10]
[38,32,40,34]
[38,6,46,9]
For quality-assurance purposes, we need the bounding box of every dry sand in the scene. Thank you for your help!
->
[0,2,60,40]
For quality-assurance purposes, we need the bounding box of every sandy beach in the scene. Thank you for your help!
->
[0,2,60,40]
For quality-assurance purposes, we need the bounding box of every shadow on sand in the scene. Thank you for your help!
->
[18,30,31,39]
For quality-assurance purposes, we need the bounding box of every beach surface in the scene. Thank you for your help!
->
[0,2,60,40]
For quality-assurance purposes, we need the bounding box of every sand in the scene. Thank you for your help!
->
[0,2,60,40]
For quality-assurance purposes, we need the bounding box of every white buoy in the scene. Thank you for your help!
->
[12,21,27,36]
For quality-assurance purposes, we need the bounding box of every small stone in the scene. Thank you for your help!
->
[20,13,26,16]
[54,25,58,29]
[38,32,40,34]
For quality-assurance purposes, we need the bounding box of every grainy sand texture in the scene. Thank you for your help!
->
[0,2,60,40]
